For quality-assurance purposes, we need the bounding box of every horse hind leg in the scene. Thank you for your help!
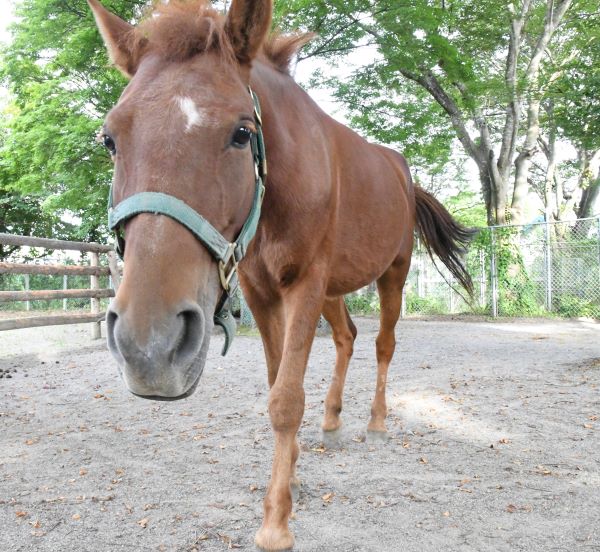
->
[367,259,409,441]
[321,296,357,446]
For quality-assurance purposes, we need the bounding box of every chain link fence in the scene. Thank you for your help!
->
[402,215,600,318]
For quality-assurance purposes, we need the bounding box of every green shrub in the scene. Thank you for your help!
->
[556,296,600,318]
[405,293,446,315]
[344,292,380,315]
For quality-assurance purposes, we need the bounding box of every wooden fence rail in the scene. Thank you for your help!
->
[0,233,112,253]
[0,233,119,338]
[0,289,115,302]
[0,262,110,276]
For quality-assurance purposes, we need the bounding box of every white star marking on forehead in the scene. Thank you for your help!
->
[175,95,210,132]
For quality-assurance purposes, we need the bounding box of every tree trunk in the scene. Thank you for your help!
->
[573,150,600,235]
[540,101,558,221]
[510,0,573,225]
[577,178,600,218]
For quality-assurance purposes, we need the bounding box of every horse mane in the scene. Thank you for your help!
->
[131,0,313,74]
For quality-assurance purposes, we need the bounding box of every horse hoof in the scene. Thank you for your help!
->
[255,526,294,552]
[322,427,343,448]
[366,429,389,444]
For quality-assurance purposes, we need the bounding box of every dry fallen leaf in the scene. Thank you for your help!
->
[79,468,88,476]
[218,533,242,549]
[137,517,149,528]
[506,503,532,513]
[418,457,428,464]
[443,511,450,517]
[72,514,81,521]
[498,438,510,444]
[322,492,334,503]
[16,511,28,518]
[583,423,593,429]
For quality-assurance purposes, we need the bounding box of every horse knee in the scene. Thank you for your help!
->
[268,385,305,433]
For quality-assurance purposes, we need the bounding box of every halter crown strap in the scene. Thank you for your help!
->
[107,87,266,356]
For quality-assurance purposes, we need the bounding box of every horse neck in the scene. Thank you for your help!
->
[249,60,331,212]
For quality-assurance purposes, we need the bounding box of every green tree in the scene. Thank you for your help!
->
[0,105,73,258]
[0,0,146,241]
[549,12,600,223]
[280,0,599,225]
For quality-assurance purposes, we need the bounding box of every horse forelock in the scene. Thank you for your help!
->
[132,0,235,64]
[130,0,312,74]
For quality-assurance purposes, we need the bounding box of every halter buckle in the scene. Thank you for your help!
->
[218,243,238,292]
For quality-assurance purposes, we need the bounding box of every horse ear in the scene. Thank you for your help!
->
[87,0,140,78]
[224,0,272,65]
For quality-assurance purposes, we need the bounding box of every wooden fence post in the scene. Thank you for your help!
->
[24,274,31,311]
[63,275,68,311]
[90,252,101,339]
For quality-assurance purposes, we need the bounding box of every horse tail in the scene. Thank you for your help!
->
[413,186,475,295]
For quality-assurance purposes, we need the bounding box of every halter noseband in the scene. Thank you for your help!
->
[107,87,266,356]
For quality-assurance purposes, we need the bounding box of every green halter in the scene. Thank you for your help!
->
[108,88,266,356]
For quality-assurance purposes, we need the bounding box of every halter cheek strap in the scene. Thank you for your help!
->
[107,88,266,356]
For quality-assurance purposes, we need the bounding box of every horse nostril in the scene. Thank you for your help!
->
[105,307,122,358]
[172,308,204,365]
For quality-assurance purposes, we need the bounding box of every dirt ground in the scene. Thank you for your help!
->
[0,316,599,552]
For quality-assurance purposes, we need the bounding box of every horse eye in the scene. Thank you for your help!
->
[102,134,116,155]
[231,126,252,148]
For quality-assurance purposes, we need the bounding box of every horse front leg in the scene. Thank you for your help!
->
[254,268,326,552]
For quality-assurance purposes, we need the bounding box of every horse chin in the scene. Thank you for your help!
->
[116,329,212,401]
[129,367,204,401]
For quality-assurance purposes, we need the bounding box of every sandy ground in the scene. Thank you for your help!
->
[0,316,599,552]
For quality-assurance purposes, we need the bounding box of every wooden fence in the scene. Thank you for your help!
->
[0,233,121,338]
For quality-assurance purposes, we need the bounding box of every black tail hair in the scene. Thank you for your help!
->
[414,186,475,295]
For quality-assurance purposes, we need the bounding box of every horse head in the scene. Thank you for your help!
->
[89,0,271,399]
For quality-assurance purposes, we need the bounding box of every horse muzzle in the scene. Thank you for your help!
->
[106,301,210,400]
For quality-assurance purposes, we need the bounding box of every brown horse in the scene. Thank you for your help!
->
[88,0,473,549]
